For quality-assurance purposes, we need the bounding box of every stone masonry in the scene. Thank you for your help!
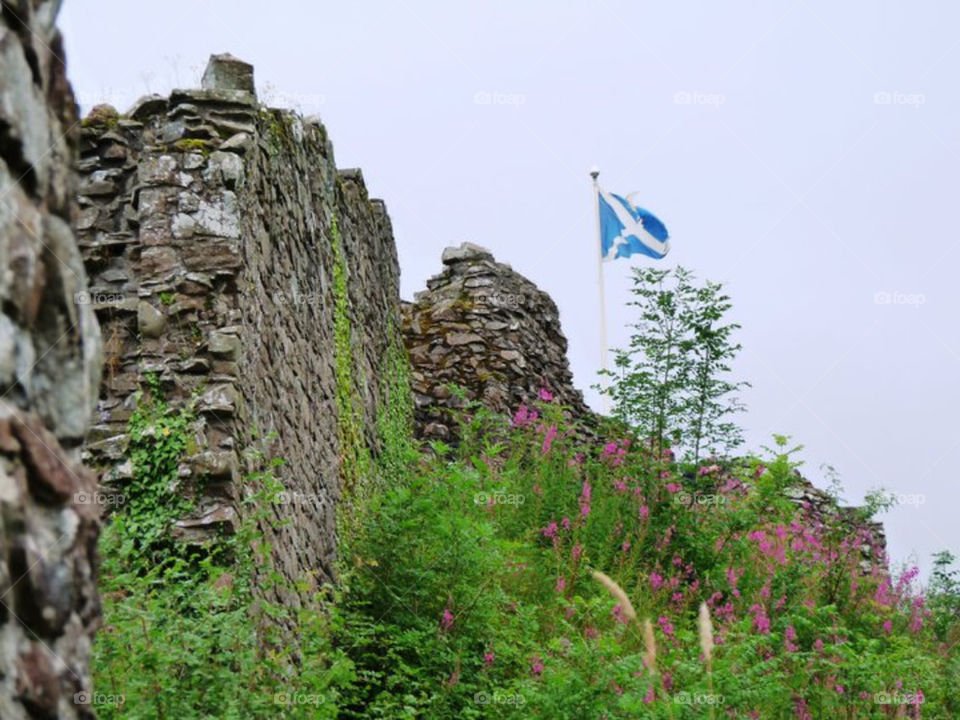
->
[402,242,590,442]
[0,1,103,717]
[77,54,401,592]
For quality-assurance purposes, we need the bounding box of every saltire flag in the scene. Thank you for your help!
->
[597,186,670,261]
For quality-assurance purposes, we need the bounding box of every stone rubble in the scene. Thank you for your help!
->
[402,242,591,442]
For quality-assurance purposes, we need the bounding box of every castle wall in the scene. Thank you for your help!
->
[77,55,401,589]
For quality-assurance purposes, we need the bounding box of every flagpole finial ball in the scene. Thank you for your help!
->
[589,166,600,180]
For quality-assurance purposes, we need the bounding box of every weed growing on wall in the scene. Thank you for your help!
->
[93,380,344,718]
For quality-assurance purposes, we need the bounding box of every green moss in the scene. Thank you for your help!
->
[82,104,120,130]
[258,108,293,155]
[331,215,379,552]
[172,138,213,156]
[450,295,476,313]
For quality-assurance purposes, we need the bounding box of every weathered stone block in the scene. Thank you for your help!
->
[201,53,256,94]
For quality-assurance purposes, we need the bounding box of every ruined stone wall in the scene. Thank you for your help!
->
[78,55,401,589]
[0,1,102,717]
[402,242,591,442]
[402,245,887,562]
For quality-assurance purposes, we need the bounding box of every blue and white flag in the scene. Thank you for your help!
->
[598,186,670,261]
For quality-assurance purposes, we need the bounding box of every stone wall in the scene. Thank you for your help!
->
[77,55,401,591]
[402,242,590,442]
[0,1,103,717]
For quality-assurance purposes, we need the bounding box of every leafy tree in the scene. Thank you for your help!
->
[599,266,747,461]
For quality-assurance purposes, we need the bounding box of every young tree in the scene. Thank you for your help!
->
[599,266,747,462]
[684,278,747,460]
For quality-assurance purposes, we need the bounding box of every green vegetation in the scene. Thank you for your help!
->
[91,268,959,718]
[93,378,344,718]
[599,266,747,462]
[325,406,956,718]
[172,137,214,155]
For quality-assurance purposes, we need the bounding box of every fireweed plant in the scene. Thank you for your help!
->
[329,398,958,718]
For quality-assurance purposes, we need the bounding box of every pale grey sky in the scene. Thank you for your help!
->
[61,0,959,578]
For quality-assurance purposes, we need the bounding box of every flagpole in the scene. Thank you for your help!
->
[590,166,610,414]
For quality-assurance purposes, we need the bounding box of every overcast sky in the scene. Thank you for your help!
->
[61,0,959,578]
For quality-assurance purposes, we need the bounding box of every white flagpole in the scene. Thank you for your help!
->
[590,167,610,414]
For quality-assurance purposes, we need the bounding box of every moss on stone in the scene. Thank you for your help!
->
[82,103,120,130]
[172,138,213,156]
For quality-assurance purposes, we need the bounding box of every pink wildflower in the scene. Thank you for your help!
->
[541,425,558,454]
[555,576,566,593]
[541,521,558,538]
[530,656,544,676]
[571,543,582,561]
[561,516,571,531]
[749,604,770,634]
[579,480,592,517]
[539,387,553,402]
[639,505,650,519]
[785,625,798,652]
[440,602,454,632]
[657,616,675,639]
[512,404,538,427]
[580,480,592,503]
[650,572,664,590]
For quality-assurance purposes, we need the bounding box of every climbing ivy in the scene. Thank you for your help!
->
[331,215,374,542]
